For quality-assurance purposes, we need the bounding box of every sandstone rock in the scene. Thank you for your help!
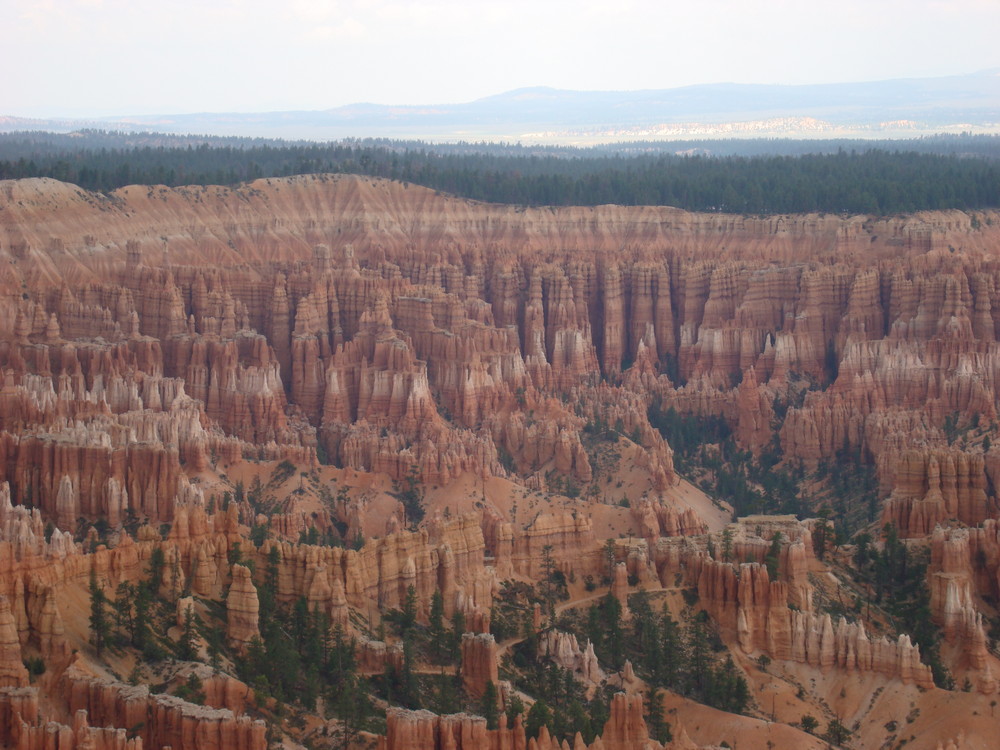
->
[883,450,993,537]
[927,524,998,683]
[0,596,27,688]
[357,637,404,673]
[63,658,265,750]
[657,534,936,688]
[379,690,670,750]
[511,513,601,580]
[460,632,499,698]
[0,686,39,747]
[6,173,1000,749]
[5,176,996,543]
[540,630,606,685]
[226,564,260,652]
[599,693,649,750]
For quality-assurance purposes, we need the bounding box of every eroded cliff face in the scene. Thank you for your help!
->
[647,517,938,688]
[2,175,1000,749]
[3,176,1000,530]
[0,477,510,750]
[380,693,660,750]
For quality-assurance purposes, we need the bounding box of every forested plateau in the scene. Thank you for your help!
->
[2,131,1000,215]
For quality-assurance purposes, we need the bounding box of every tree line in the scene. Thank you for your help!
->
[2,131,999,215]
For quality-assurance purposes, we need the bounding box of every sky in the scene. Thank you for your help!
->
[3,0,999,118]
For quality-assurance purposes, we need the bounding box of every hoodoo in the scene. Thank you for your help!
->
[0,173,998,748]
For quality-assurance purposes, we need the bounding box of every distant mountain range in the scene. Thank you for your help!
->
[4,70,999,143]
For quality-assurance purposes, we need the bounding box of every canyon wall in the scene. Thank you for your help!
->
[1,176,999,538]
[2,175,1000,748]
[380,692,662,750]
[653,520,938,690]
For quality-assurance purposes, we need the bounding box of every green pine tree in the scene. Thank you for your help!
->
[178,603,198,660]
[481,681,500,729]
[428,590,446,663]
[88,568,109,657]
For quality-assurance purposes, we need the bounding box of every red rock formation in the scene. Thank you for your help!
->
[193,667,254,715]
[928,524,999,686]
[733,367,774,453]
[257,514,496,619]
[379,691,661,750]
[226,564,260,652]
[6,173,1000,746]
[510,512,602,580]
[744,564,933,686]
[0,597,27,688]
[930,521,1000,607]
[540,629,605,685]
[9,708,143,750]
[63,659,266,750]
[460,633,499,698]
[0,686,39,748]
[357,637,404,673]
[883,450,994,538]
[611,562,630,617]
[381,708,493,750]
[600,693,650,750]
[3,177,995,511]
[2,176,998,549]
[631,498,705,540]
[654,532,935,689]
[723,516,813,610]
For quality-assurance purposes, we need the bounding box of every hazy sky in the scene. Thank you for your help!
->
[4,0,999,117]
